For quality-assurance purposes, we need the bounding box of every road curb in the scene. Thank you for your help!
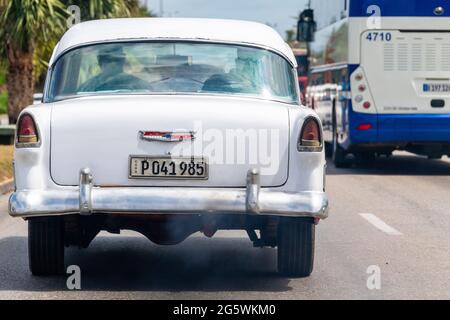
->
[0,179,14,195]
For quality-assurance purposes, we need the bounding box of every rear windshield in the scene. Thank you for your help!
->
[47,42,299,104]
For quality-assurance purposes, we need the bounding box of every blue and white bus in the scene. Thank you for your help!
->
[303,0,450,167]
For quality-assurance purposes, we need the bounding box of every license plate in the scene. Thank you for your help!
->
[423,83,450,93]
[129,156,208,179]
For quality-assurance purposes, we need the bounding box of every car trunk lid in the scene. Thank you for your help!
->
[50,95,290,187]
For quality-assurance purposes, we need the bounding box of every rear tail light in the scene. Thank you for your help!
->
[16,113,40,147]
[363,101,371,109]
[357,123,373,131]
[298,117,323,152]
[351,68,375,112]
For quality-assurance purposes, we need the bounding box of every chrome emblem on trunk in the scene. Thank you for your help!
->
[139,131,196,142]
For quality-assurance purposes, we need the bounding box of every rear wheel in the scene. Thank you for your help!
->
[277,218,315,277]
[28,217,65,276]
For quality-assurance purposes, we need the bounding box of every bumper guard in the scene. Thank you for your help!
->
[9,168,329,219]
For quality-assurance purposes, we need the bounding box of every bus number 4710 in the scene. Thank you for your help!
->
[366,32,392,42]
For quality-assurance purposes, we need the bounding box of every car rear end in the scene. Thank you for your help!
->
[10,96,327,277]
[9,19,328,278]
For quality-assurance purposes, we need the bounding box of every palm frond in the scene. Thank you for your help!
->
[0,0,67,56]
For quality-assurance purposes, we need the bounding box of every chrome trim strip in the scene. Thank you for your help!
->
[9,169,329,219]
[139,130,196,142]
[9,188,329,219]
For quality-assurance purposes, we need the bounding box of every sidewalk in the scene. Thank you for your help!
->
[0,192,10,221]
[0,179,14,195]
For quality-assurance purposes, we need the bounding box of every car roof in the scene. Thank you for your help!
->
[50,18,296,66]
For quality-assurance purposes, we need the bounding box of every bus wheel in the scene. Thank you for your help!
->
[325,142,333,158]
[332,125,348,168]
[355,152,376,165]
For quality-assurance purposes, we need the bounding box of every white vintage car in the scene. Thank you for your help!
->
[9,18,328,277]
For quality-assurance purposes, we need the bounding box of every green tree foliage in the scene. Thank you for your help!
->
[33,0,153,83]
[0,0,67,122]
[0,0,153,122]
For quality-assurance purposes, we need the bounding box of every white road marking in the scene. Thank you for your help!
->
[359,213,403,236]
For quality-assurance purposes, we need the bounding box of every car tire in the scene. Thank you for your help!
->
[277,218,315,277]
[28,217,65,276]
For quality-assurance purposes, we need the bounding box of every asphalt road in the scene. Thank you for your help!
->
[0,152,449,299]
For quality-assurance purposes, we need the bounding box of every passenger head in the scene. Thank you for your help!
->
[235,47,264,72]
[97,45,126,75]
[233,47,265,86]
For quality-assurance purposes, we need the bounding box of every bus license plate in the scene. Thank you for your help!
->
[423,83,450,93]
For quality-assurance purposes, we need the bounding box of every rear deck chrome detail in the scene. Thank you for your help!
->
[9,168,328,219]
[79,168,93,215]
[246,169,260,213]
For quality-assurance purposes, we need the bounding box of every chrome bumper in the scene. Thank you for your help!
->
[9,169,329,219]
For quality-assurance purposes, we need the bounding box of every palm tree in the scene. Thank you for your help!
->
[32,0,154,97]
[1,0,154,123]
[0,0,66,124]
[63,0,129,20]
[62,0,153,21]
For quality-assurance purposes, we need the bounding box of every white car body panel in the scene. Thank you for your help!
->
[14,101,326,194]
[49,95,290,187]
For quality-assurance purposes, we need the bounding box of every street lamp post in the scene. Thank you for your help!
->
[160,0,164,16]
[297,6,316,73]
